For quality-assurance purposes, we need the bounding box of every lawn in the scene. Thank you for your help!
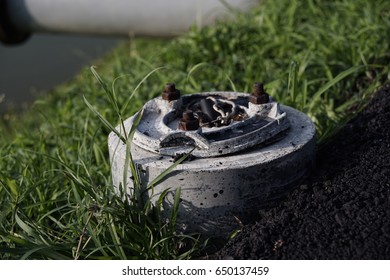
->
[0,0,389,259]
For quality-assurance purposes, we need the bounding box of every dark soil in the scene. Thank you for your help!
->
[217,83,390,259]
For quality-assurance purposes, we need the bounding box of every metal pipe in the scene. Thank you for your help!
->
[0,0,258,45]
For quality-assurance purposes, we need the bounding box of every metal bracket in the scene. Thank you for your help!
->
[132,92,290,158]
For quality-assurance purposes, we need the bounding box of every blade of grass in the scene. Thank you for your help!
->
[288,60,299,104]
[121,66,167,114]
[308,65,366,112]
[84,96,126,144]
[187,63,237,91]
[147,149,194,189]
[91,66,120,113]
[90,67,129,138]
[122,109,144,190]
[169,187,181,235]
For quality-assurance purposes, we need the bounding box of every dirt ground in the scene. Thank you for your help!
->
[216,83,390,259]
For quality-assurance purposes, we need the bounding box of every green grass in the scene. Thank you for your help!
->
[1,0,389,259]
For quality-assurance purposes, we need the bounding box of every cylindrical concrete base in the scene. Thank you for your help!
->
[109,105,316,237]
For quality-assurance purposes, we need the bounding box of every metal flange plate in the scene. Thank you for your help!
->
[132,92,290,157]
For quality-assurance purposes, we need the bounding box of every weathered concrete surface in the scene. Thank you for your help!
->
[109,105,316,237]
[131,92,290,157]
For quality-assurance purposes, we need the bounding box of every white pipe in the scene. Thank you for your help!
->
[6,0,258,38]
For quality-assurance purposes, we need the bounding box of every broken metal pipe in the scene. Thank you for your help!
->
[0,0,258,45]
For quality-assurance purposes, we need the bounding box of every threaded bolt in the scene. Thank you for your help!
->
[182,110,195,121]
[253,82,265,96]
[250,82,269,104]
[178,110,199,131]
[162,83,181,101]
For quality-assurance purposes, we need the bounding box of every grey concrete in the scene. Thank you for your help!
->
[132,92,290,157]
[108,93,316,237]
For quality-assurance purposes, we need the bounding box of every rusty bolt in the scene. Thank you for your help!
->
[178,110,199,131]
[249,82,269,104]
[162,83,181,101]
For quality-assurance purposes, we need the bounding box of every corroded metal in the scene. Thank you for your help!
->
[249,82,270,104]
[178,110,199,131]
[162,83,181,101]
[132,91,290,158]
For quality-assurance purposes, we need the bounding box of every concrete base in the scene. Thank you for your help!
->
[108,105,316,237]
